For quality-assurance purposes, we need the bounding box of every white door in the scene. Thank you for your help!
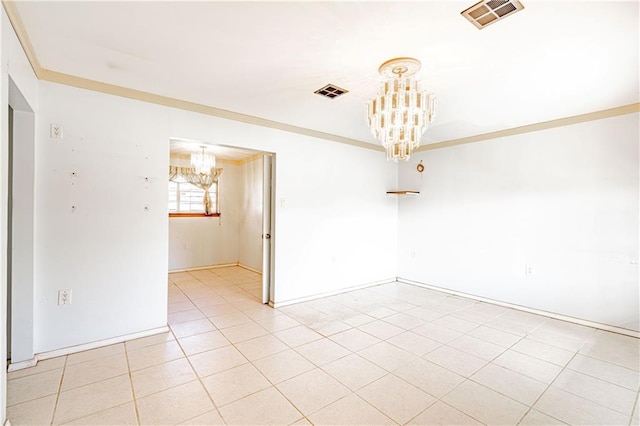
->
[261,154,273,304]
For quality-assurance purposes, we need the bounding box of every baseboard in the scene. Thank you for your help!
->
[398,278,640,339]
[272,278,397,308]
[7,358,37,372]
[238,264,262,274]
[169,263,238,273]
[36,326,170,362]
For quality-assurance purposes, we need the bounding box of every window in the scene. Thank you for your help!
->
[168,180,218,216]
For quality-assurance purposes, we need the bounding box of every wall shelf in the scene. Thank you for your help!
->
[386,191,420,196]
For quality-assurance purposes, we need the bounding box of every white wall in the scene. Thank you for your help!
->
[35,83,169,352]
[238,156,264,272]
[168,161,241,270]
[34,80,397,354]
[398,113,639,332]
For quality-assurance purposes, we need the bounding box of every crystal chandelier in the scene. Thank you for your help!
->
[366,57,436,161]
[191,145,216,175]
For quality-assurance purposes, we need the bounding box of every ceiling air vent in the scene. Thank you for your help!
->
[461,0,524,29]
[314,84,348,99]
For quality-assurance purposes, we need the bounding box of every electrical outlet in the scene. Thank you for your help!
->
[525,265,535,276]
[50,124,63,139]
[58,289,72,305]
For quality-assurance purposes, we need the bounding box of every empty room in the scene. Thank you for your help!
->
[0,1,638,425]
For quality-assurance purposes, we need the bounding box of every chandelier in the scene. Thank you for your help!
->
[366,57,436,161]
[190,145,216,175]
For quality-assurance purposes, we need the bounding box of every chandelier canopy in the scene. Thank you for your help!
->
[366,57,436,161]
[191,145,216,175]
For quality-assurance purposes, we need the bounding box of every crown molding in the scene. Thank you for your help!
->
[418,103,640,152]
[2,1,380,152]
[38,68,382,152]
[3,0,638,155]
[2,0,42,78]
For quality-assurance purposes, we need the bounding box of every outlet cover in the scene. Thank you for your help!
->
[50,124,63,139]
[58,289,72,305]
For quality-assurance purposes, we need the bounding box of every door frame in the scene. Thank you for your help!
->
[6,77,36,369]
[167,138,275,304]
[262,154,275,304]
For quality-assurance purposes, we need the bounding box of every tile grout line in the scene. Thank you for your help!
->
[562,352,640,390]
[517,349,580,425]
[446,304,627,424]
[10,270,635,425]
[288,286,534,425]
[404,399,482,426]
[311,392,398,425]
[170,271,231,424]
[230,331,333,423]
[172,271,222,333]
[172,270,263,328]
[267,332,400,424]
[398,298,508,423]
[514,336,595,425]
[183,268,392,424]
[123,341,142,426]
[412,324,528,425]
[52,348,133,424]
[210,276,317,424]
[629,389,640,426]
[161,274,640,424]
[49,355,68,425]
[532,330,639,420]
[306,292,491,424]
[175,268,298,421]
[385,298,577,425]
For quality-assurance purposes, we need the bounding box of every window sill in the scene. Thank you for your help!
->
[169,213,221,218]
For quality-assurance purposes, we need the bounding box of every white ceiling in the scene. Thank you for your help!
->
[11,1,639,146]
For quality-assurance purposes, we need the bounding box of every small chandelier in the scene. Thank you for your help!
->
[191,145,216,175]
[366,57,436,161]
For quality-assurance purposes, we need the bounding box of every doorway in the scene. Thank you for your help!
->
[167,139,275,305]
[6,78,36,367]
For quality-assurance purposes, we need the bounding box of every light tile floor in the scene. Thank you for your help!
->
[7,266,640,425]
